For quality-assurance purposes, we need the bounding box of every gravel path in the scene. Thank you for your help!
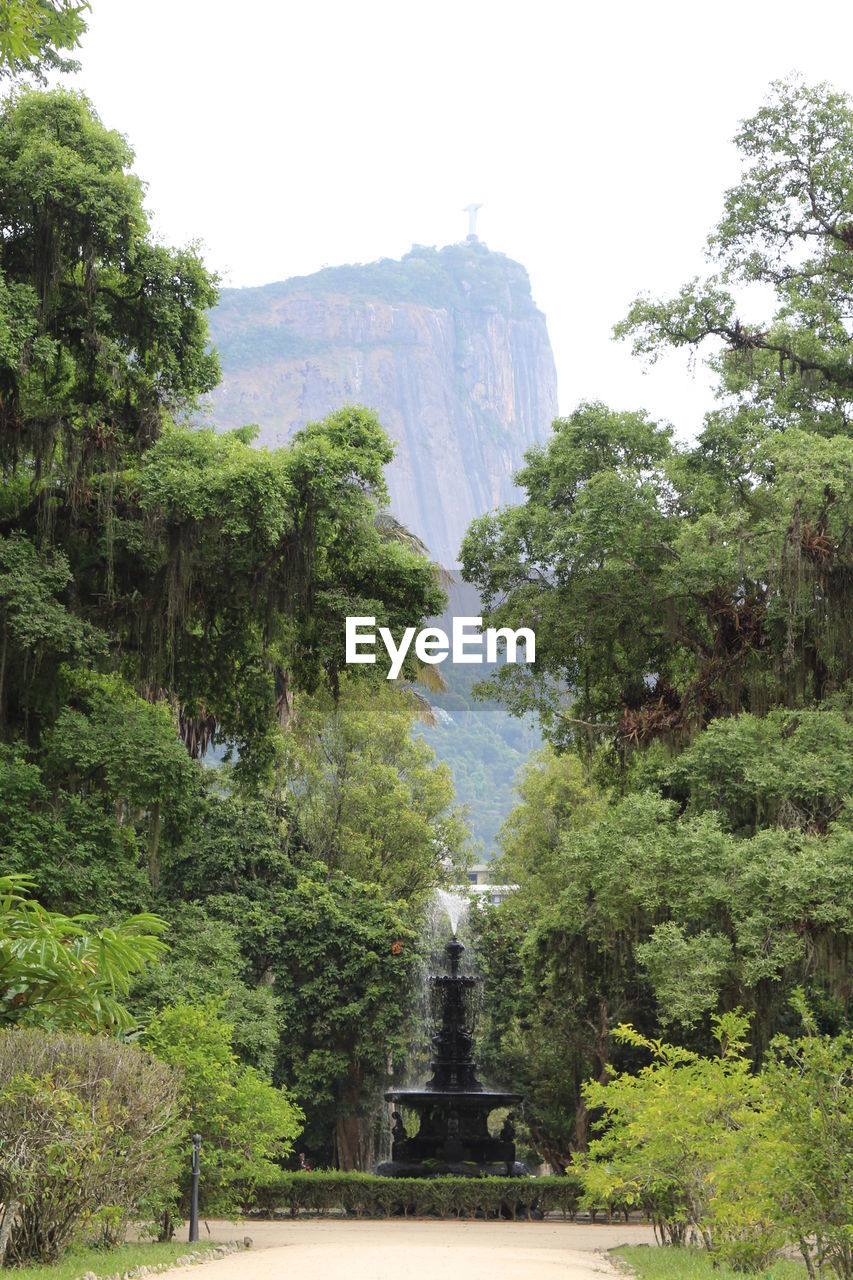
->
[173,1219,656,1280]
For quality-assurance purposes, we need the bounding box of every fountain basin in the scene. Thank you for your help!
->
[385,1089,521,1107]
[377,1087,524,1177]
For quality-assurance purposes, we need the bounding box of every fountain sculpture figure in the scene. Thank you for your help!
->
[376,935,524,1177]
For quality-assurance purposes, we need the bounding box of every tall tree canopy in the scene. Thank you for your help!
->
[465,77,853,1174]
[279,678,465,901]
[0,89,444,783]
[462,78,853,751]
[0,83,455,1181]
[619,76,853,434]
[473,701,853,1169]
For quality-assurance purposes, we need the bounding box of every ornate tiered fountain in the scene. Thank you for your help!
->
[376,932,524,1178]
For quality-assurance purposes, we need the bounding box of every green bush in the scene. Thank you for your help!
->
[0,1028,183,1264]
[716,1000,853,1280]
[578,1003,853,1275]
[241,1170,585,1220]
[144,1002,303,1220]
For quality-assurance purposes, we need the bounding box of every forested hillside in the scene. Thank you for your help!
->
[416,577,541,851]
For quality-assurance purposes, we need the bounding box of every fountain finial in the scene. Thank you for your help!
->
[445,936,465,976]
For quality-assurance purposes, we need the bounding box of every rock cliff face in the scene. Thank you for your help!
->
[207,241,558,566]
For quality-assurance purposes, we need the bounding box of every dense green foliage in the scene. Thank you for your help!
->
[468,78,853,1203]
[3,38,853,1268]
[758,1008,853,1280]
[144,1002,303,1218]
[0,88,443,779]
[462,392,853,748]
[473,627,853,1171]
[582,1003,853,1277]
[0,85,456,1225]
[281,679,463,898]
[243,1170,584,1220]
[0,875,167,1032]
[463,79,853,750]
[0,1,89,79]
[268,873,420,1170]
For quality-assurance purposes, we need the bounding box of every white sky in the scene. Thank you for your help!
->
[70,0,853,438]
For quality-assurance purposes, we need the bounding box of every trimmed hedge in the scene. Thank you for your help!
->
[243,1171,586,1220]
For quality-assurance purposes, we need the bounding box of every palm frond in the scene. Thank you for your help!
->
[411,657,447,695]
[374,511,453,587]
[399,686,439,728]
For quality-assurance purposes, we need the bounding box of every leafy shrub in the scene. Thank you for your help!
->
[144,1002,303,1219]
[578,1012,776,1260]
[578,1003,853,1274]
[0,1028,182,1263]
[734,998,853,1280]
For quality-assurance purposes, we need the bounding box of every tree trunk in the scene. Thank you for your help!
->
[0,620,7,733]
[335,1110,360,1171]
[572,1095,592,1154]
[335,1061,364,1170]
[573,996,612,1153]
[0,1200,20,1264]
[148,801,161,891]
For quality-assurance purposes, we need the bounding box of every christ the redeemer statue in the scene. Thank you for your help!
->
[464,203,483,239]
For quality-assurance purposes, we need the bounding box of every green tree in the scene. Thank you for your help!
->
[580,1012,778,1264]
[472,702,853,1166]
[618,77,853,437]
[270,871,420,1170]
[757,999,853,1280]
[581,1000,853,1277]
[462,80,853,749]
[0,674,198,915]
[469,748,606,1166]
[144,1001,303,1220]
[140,771,429,1173]
[280,678,467,901]
[496,745,604,903]
[461,402,681,745]
[0,90,445,958]
[129,903,281,1076]
[462,81,853,1170]
[0,89,218,500]
[0,1028,182,1263]
[0,91,443,769]
[153,779,296,983]
[462,397,853,747]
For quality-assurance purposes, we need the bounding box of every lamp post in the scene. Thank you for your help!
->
[189,1133,201,1243]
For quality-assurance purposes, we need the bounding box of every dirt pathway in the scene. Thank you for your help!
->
[180,1219,656,1280]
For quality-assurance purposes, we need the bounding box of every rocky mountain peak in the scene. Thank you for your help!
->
[207,241,558,567]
